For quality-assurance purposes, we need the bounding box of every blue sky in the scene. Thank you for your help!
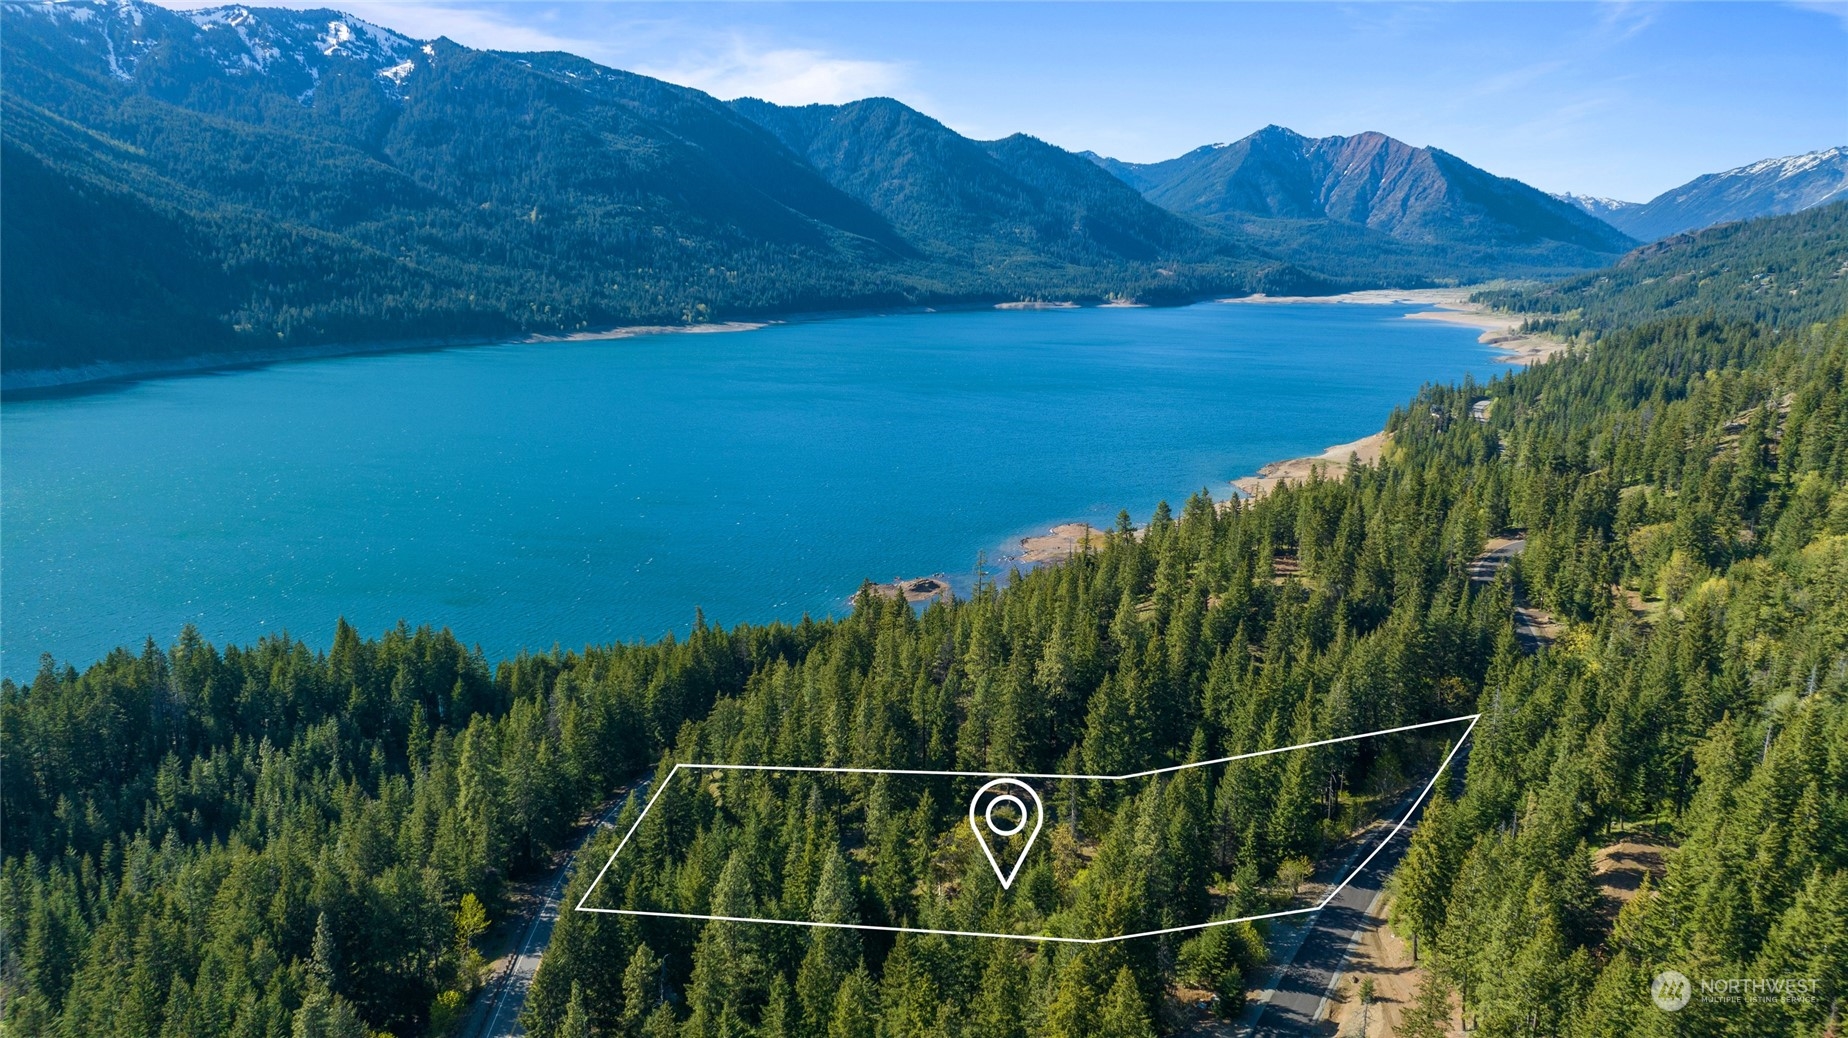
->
[173,2,1846,201]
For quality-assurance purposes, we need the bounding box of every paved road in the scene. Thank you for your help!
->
[1233,742,1470,1037]
[1235,823,1412,1035]
[1467,534,1557,650]
[1466,535,1526,584]
[464,777,650,1038]
[1224,537,1527,1034]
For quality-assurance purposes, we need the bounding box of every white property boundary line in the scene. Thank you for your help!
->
[574,713,1479,944]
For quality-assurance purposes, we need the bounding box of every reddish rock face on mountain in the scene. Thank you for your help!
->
[1091,124,1636,254]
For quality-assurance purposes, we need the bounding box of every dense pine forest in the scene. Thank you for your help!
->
[6,216,1848,1038]
[1475,200,1848,338]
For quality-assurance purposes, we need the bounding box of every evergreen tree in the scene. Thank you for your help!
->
[1096,967,1155,1038]
[622,943,664,1034]
[824,968,877,1038]
[684,852,768,1036]
[560,982,593,1038]
[1390,785,1456,961]
[796,850,862,1035]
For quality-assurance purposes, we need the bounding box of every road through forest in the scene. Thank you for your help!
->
[463,776,650,1038]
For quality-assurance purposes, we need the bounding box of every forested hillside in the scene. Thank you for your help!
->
[1,1,1301,383]
[3,1,1667,387]
[730,97,1218,274]
[1475,200,1848,337]
[5,208,1845,1035]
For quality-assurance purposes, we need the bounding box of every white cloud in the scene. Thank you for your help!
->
[634,37,909,105]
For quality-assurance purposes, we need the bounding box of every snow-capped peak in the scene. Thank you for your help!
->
[1724,147,1848,182]
[180,4,419,67]
[15,1,99,26]
[4,1,435,102]
[1553,192,1640,214]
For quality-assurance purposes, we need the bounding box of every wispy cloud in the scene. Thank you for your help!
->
[1510,94,1620,148]
[1328,3,1449,42]
[634,37,910,105]
[1783,0,1848,30]
[1592,0,1661,45]
[1474,59,1569,97]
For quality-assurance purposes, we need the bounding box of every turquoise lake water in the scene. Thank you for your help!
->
[1,302,1498,679]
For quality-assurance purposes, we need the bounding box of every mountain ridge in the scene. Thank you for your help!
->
[728,96,1218,267]
[1556,147,1848,241]
[1087,125,1636,257]
[5,0,1646,387]
[4,0,1304,384]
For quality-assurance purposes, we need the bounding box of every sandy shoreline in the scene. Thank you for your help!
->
[1001,429,1388,568]
[1231,431,1390,499]
[532,321,767,344]
[1402,307,1564,365]
[1011,286,1558,561]
[10,286,1555,397]
[1225,287,1567,366]
[2,320,770,396]
[1001,429,1391,568]
[1228,288,1478,307]
[1018,523,1108,564]
[1006,428,1387,565]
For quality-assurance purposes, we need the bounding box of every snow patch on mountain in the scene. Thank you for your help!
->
[1728,147,1848,182]
[1566,146,1848,240]
[1555,192,1639,215]
[316,19,353,55]
[191,7,282,72]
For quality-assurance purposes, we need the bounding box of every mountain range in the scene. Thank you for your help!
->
[0,0,1839,385]
[1086,125,1636,272]
[1,0,1310,381]
[1556,148,1848,242]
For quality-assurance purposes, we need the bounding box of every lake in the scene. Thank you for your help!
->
[1,302,1498,679]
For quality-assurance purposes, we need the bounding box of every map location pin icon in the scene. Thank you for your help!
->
[968,777,1044,890]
